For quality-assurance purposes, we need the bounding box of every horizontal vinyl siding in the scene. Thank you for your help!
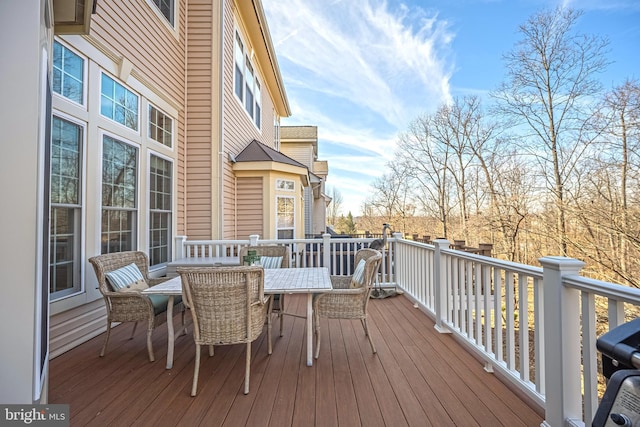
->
[186,0,213,239]
[237,177,264,238]
[50,300,106,358]
[281,144,313,168]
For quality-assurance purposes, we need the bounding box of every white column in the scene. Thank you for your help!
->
[322,233,331,272]
[174,235,186,259]
[433,239,451,333]
[539,256,585,427]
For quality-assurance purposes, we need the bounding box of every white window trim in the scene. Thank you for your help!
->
[53,37,88,108]
[276,179,295,191]
[147,102,174,149]
[99,130,140,254]
[146,149,174,269]
[49,111,87,303]
[276,195,296,239]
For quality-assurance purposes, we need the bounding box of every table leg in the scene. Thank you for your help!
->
[306,293,313,367]
[166,295,175,369]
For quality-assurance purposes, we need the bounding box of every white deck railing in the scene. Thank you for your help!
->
[174,234,640,427]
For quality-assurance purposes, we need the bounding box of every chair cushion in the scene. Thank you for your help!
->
[105,263,148,292]
[260,256,283,269]
[350,259,367,288]
[148,295,182,315]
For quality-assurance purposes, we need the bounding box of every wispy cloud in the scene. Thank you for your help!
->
[263,0,454,128]
[263,0,455,213]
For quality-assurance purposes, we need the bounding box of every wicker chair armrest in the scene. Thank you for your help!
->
[329,276,353,289]
[314,288,367,306]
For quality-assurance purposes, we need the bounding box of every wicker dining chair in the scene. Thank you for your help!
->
[313,248,383,359]
[89,251,182,362]
[239,245,289,338]
[178,266,271,396]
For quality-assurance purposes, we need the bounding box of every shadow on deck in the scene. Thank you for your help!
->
[49,294,543,426]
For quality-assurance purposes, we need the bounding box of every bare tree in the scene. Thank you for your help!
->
[366,162,415,234]
[326,186,343,229]
[492,7,610,255]
[396,114,454,238]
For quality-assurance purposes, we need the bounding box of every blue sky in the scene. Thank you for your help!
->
[262,0,640,216]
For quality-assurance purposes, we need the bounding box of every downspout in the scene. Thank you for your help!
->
[217,0,225,238]
[183,0,189,238]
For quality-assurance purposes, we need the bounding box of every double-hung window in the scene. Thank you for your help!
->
[233,30,262,129]
[50,116,83,300]
[101,73,139,131]
[53,40,84,105]
[149,155,172,266]
[276,196,295,239]
[101,135,138,254]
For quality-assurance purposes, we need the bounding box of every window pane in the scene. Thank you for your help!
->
[50,109,82,301]
[100,73,139,131]
[149,155,172,266]
[50,207,79,295]
[52,40,84,104]
[149,105,173,147]
[51,117,81,205]
[101,135,137,254]
[152,0,174,25]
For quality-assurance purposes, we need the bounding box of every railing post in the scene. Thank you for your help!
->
[249,234,259,246]
[174,235,186,259]
[322,233,331,271]
[390,232,402,284]
[433,239,451,333]
[539,256,585,427]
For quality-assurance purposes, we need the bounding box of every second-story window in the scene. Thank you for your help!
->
[233,30,262,129]
[100,73,139,131]
[151,0,174,26]
[53,40,84,105]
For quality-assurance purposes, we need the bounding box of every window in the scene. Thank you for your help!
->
[276,196,295,239]
[152,0,174,26]
[149,155,172,266]
[276,179,294,191]
[101,73,139,131]
[233,30,262,129]
[53,40,84,104]
[149,105,173,147]
[50,116,83,300]
[234,33,244,100]
[101,135,138,254]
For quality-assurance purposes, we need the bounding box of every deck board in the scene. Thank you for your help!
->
[48,294,544,426]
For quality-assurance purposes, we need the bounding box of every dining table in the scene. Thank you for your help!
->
[142,266,332,368]
[165,256,240,277]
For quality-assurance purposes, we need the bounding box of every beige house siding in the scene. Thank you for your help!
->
[237,177,265,237]
[280,143,314,168]
[186,0,215,239]
[220,3,277,239]
[50,300,105,358]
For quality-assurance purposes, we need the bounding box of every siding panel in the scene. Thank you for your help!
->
[237,177,264,238]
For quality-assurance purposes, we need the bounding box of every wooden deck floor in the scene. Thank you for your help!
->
[49,294,543,426]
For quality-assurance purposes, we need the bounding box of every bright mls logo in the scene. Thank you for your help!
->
[1,405,68,426]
